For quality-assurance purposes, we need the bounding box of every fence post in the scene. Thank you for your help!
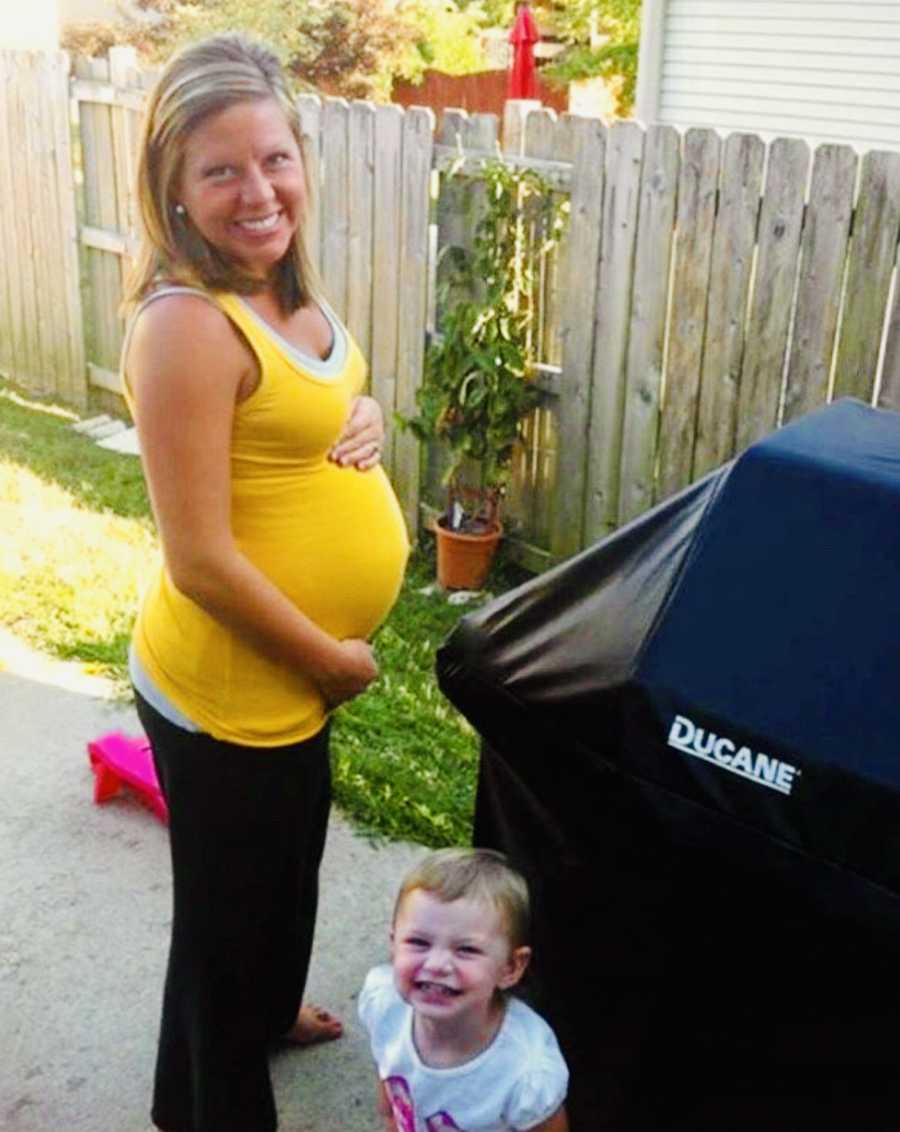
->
[53,52,88,408]
[782,144,856,423]
[617,123,679,525]
[736,136,808,451]
[583,121,645,542]
[320,98,351,322]
[656,128,720,502]
[370,103,404,468]
[692,132,765,480]
[394,106,435,539]
[347,100,375,365]
[832,151,900,402]
[296,94,323,273]
[551,115,605,560]
[502,99,540,156]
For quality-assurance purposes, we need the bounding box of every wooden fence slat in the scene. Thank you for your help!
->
[29,52,66,397]
[0,55,21,380]
[832,150,900,401]
[736,136,809,451]
[395,106,435,537]
[618,124,680,525]
[3,53,27,382]
[78,56,124,374]
[10,53,42,388]
[878,259,900,412]
[295,94,322,274]
[51,52,88,407]
[551,115,605,560]
[91,53,126,371]
[320,98,350,320]
[423,107,464,514]
[693,131,765,479]
[38,51,82,401]
[541,112,576,371]
[522,110,571,564]
[502,99,530,157]
[370,103,404,468]
[782,144,857,423]
[584,120,645,542]
[0,57,11,377]
[508,106,559,553]
[109,46,139,283]
[18,53,47,392]
[347,100,375,364]
[656,128,720,502]
[41,52,74,402]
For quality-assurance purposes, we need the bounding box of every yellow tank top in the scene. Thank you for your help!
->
[128,290,410,746]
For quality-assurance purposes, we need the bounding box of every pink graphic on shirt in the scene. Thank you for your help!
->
[383,1077,462,1132]
[385,1077,417,1132]
[426,1113,461,1131]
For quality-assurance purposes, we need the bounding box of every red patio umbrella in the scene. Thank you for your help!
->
[508,2,540,100]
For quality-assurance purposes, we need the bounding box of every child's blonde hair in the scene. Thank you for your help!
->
[394,848,530,950]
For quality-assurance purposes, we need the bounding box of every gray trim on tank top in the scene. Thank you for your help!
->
[234,296,347,377]
[129,645,201,733]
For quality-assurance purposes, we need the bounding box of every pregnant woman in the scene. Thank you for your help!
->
[121,34,409,1132]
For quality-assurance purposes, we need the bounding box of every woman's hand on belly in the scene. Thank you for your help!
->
[329,395,384,470]
[318,637,378,707]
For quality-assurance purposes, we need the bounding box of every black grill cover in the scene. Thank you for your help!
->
[436,399,900,1130]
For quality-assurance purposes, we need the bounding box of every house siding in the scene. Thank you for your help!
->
[655,0,900,150]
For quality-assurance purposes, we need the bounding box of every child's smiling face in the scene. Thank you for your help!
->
[391,888,530,1026]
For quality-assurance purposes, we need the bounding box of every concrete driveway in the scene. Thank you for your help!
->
[0,649,426,1132]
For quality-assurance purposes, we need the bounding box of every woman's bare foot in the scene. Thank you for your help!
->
[283,1004,344,1046]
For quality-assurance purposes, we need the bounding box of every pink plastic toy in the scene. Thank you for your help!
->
[87,732,169,824]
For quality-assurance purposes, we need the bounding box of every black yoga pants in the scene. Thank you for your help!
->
[135,691,332,1132]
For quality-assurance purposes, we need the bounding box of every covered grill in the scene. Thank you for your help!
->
[436,399,900,1130]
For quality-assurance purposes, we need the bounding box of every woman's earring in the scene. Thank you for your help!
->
[174,203,186,217]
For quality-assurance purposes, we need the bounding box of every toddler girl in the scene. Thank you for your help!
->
[358,848,569,1131]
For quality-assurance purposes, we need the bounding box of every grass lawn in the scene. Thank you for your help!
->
[0,382,521,847]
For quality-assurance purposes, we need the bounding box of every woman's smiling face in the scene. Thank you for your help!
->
[176,97,306,279]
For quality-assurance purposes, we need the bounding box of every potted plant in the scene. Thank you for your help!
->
[401,157,568,589]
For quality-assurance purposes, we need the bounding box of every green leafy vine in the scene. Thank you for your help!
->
[401,157,569,533]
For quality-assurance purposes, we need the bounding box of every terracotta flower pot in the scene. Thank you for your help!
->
[435,520,503,591]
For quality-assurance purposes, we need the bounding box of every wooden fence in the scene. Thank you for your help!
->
[3,48,900,567]
[72,48,157,406]
[0,51,85,407]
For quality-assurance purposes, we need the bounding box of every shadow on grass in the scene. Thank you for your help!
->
[0,386,150,520]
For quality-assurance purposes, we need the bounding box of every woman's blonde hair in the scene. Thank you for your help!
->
[394,848,531,950]
[125,34,318,314]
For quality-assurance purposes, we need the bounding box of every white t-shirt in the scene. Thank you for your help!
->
[358,964,568,1132]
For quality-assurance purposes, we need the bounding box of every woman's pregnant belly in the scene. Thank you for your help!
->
[134,461,409,744]
[233,461,410,641]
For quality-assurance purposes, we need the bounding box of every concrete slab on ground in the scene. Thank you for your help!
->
[0,667,426,1132]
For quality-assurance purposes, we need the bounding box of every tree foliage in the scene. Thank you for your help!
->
[539,0,642,114]
[399,0,489,78]
[62,0,489,100]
